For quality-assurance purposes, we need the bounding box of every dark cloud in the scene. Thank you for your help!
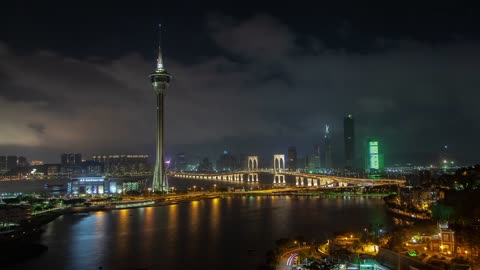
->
[28,123,46,134]
[1,13,479,166]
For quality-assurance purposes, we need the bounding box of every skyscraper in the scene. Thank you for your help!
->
[324,125,333,169]
[151,25,172,193]
[216,150,237,172]
[287,146,297,171]
[344,114,355,169]
[175,153,187,171]
[310,144,321,171]
[366,139,384,172]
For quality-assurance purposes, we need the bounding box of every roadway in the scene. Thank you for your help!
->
[170,170,405,187]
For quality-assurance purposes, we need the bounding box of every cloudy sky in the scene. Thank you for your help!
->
[1,1,479,166]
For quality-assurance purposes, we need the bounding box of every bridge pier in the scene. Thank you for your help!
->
[248,173,258,182]
[295,176,305,186]
[274,174,285,185]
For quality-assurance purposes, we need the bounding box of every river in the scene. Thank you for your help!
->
[6,196,390,270]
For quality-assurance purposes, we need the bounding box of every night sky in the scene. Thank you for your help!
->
[1,1,479,165]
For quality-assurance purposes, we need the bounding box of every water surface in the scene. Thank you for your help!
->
[10,196,389,270]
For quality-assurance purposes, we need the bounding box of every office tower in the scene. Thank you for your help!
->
[324,125,333,169]
[151,25,172,193]
[344,114,355,169]
[287,146,297,171]
[310,144,321,171]
[216,150,237,172]
[366,139,384,172]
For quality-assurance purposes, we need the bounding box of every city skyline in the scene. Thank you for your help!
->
[1,2,480,165]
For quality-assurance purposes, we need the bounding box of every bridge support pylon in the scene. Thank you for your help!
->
[248,156,259,171]
[273,174,285,185]
[295,176,305,186]
[248,173,258,182]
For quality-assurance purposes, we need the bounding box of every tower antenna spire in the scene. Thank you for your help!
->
[156,24,164,71]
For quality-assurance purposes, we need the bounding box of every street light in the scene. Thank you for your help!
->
[193,186,196,192]
[213,184,216,192]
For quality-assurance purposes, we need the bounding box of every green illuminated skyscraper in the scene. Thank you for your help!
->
[366,139,384,172]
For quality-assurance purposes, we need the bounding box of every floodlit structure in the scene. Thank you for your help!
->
[151,25,172,193]
[273,154,285,172]
[247,156,258,171]
[366,139,384,172]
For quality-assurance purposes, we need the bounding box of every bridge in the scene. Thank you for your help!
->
[170,155,405,188]
[170,171,405,187]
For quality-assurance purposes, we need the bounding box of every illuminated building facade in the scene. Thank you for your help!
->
[30,160,44,166]
[67,177,141,195]
[92,154,149,176]
[151,25,171,193]
[366,139,384,172]
[344,115,355,169]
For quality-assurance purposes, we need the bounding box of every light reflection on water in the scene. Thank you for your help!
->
[10,196,390,270]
